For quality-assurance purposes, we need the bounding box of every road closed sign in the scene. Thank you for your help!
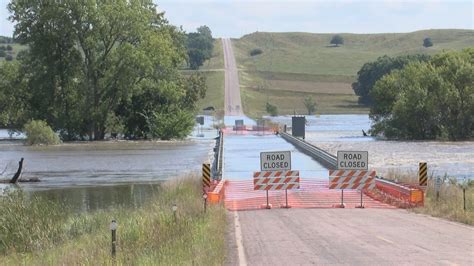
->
[260,151,291,171]
[337,151,368,170]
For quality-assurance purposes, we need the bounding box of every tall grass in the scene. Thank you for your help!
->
[385,170,474,225]
[0,176,226,265]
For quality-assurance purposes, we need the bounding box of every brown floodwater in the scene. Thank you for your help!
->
[0,138,215,211]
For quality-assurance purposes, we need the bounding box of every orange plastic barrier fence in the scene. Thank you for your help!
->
[374,179,424,207]
[225,179,396,211]
[208,179,226,204]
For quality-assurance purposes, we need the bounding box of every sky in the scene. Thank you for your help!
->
[0,0,472,38]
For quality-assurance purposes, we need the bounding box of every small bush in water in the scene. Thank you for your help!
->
[24,120,61,145]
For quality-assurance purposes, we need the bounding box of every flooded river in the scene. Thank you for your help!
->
[2,114,472,212]
[267,115,474,179]
[0,130,216,211]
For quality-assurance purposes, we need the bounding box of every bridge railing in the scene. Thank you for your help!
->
[212,130,224,180]
[279,131,337,169]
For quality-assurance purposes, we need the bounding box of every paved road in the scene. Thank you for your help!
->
[227,208,474,265]
[223,38,243,116]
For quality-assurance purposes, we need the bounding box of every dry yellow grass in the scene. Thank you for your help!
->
[385,170,474,225]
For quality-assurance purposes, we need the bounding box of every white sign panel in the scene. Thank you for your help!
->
[337,151,368,170]
[260,151,291,171]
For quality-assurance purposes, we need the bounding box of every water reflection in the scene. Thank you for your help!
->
[31,183,162,212]
[0,136,215,212]
[0,140,214,191]
[224,134,328,180]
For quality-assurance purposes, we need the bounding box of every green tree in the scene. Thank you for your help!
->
[423,37,433,48]
[250,48,263,56]
[370,49,474,140]
[6,45,12,51]
[303,96,317,115]
[187,48,206,70]
[0,61,29,129]
[0,50,5,57]
[353,54,430,105]
[330,35,344,47]
[3,0,200,140]
[5,55,13,61]
[186,26,213,69]
[266,102,278,116]
[104,112,124,138]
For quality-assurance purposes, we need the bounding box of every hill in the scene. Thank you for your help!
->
[232,29,474,116]
[0,36,27,62]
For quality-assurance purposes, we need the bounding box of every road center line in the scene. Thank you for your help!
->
[233,211,247,266]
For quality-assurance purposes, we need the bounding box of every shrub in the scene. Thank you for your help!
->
[303,96,317,115]
[0,50,6,57]
[24,120,61,145]
[250,48,263,56]
[423,37,433,48]
[6,44,13,51]
[5,54,13,61]
[265,102,278,116]
[330,35,344,47]
[146,107,195,140]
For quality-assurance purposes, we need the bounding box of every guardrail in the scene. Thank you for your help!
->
[279,131,337,169]
[217,130,223,179]
[212,130,224,180]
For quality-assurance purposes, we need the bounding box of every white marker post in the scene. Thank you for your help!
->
[203,193,208,213]
[110,219,117,257]
[435,176,442,201]
[172,204,177,223]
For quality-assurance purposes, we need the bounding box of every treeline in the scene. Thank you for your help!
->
[0,36,13,44]
[354,49,473,140]
[186,26,214,69]
[0,0,208,141]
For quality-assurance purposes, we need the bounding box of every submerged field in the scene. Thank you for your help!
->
[231,29,474,115]
[0,176,226,265]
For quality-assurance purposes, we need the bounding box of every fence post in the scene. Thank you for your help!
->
[110,219,117,258]
[172,204,177,222]
[341,189,345,208]
[463,188,466,211]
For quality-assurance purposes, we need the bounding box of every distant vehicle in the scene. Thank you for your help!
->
[203,106,215,111]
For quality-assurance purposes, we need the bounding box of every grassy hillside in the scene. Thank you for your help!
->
[233,29,474,76]
[0,38,27,62]
[190,39,225,115]
[232,29,474,115]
